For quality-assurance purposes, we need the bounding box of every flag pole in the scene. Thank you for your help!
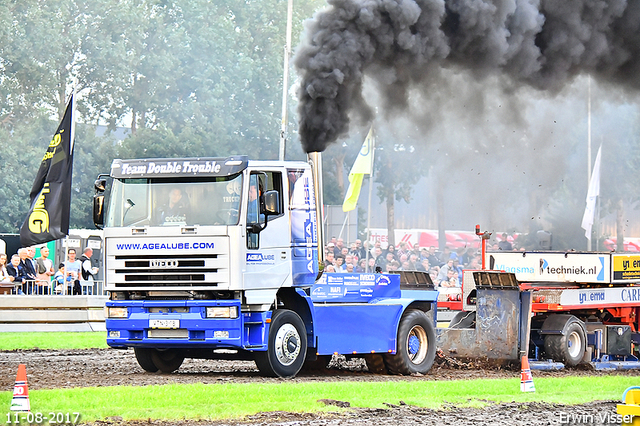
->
[365,129,375,272]
[587,76,592,251]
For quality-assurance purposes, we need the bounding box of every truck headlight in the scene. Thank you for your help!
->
[206,306,238,319]
[106,307,128,318]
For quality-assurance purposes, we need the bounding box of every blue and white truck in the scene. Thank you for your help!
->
[94,154,439,377]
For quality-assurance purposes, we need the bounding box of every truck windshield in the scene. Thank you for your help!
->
[105,174,242,227]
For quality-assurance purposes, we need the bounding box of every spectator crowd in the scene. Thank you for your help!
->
[321,233,518,288]
[0,245,99,295]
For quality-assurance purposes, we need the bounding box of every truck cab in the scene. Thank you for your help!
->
[96,155,439,378]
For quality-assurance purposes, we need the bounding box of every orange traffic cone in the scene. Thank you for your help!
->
[520,356,536,393]
[10,364,30,411]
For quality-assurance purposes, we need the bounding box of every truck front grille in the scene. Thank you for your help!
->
[109,253,229,290]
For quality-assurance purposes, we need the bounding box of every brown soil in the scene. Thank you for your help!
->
[1,348,635,425]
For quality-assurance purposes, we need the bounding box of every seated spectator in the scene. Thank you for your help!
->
[439,269,457,288]
[428,267,439,285]
[345,263,355,273]
[325,251,336,266]
[450,271,461,287]
[396,242,410,259]
[367,257,376,273]
[437,259,455,282]
[468,256,481,270]
[325,264,336,273]
[438,246,452,264]
[356,258,367,273]
[335,255,346,272]
[420,258,430,272]
[53,264,66,295]
[386,260,400,273]
[384,244,396,260]
[6,254,25,294]
[427,246,442,268]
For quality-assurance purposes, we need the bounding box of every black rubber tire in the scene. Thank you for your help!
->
[384,310,436,375]
[134,347,159,373]
[255,309,307,378]
[300,355,332,373]
[448,311,476,329]
[544,320,586,367]
[150,349,185,373]
[364,354,388,374]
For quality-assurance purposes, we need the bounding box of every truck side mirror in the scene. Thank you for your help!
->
[263,190,281,216]
[95,178,107,192]
[93,194,105,229]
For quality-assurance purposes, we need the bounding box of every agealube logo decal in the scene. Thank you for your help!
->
[246,253,276,264]
[539,256,605,281]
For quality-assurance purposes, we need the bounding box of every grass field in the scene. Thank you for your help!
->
[0,332,107,350]
[0,375,634,422]
[0,332,635,422]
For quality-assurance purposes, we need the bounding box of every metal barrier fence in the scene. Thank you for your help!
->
[0,280,107,296]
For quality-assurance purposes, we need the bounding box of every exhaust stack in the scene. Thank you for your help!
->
[308,152,325,266]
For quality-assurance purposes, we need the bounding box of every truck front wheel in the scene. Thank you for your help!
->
[384,310,436,375]
[255,309,307,378]
[150,349,185,373]
[134,348,159,372]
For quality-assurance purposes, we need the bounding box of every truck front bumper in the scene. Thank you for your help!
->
[105,299,269,350]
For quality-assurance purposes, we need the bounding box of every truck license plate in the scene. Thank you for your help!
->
[149,319,180,329]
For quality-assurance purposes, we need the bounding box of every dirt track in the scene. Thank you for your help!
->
[1,348,636,425]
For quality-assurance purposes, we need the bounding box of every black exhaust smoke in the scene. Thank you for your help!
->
[295,0,640,153]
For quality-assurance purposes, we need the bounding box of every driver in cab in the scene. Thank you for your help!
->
[156,188,190,225]
[247,181,264,224]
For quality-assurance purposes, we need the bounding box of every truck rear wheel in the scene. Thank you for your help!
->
[384,310,436,375]
[255,309,307,378]
[364,354,388,374]
[134,348,159,372]
[544,320,586,367]
[150,349,185,373]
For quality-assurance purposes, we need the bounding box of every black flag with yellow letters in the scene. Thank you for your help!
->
[20,94,75,246]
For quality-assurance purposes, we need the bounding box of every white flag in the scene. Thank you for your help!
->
[581,144,602,239]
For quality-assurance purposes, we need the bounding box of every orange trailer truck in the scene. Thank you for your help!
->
[440,250,640,370]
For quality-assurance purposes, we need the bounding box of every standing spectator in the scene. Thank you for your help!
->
[335,238,346,257]
[79,247,99,295]
[498,233,513,250]
[36,246,55,294]
[356,258,367,273]
[19,248,37,294]
[335,256,346,272]
[64,249,83,295]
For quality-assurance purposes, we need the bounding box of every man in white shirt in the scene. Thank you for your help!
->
[79,248,99,295]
